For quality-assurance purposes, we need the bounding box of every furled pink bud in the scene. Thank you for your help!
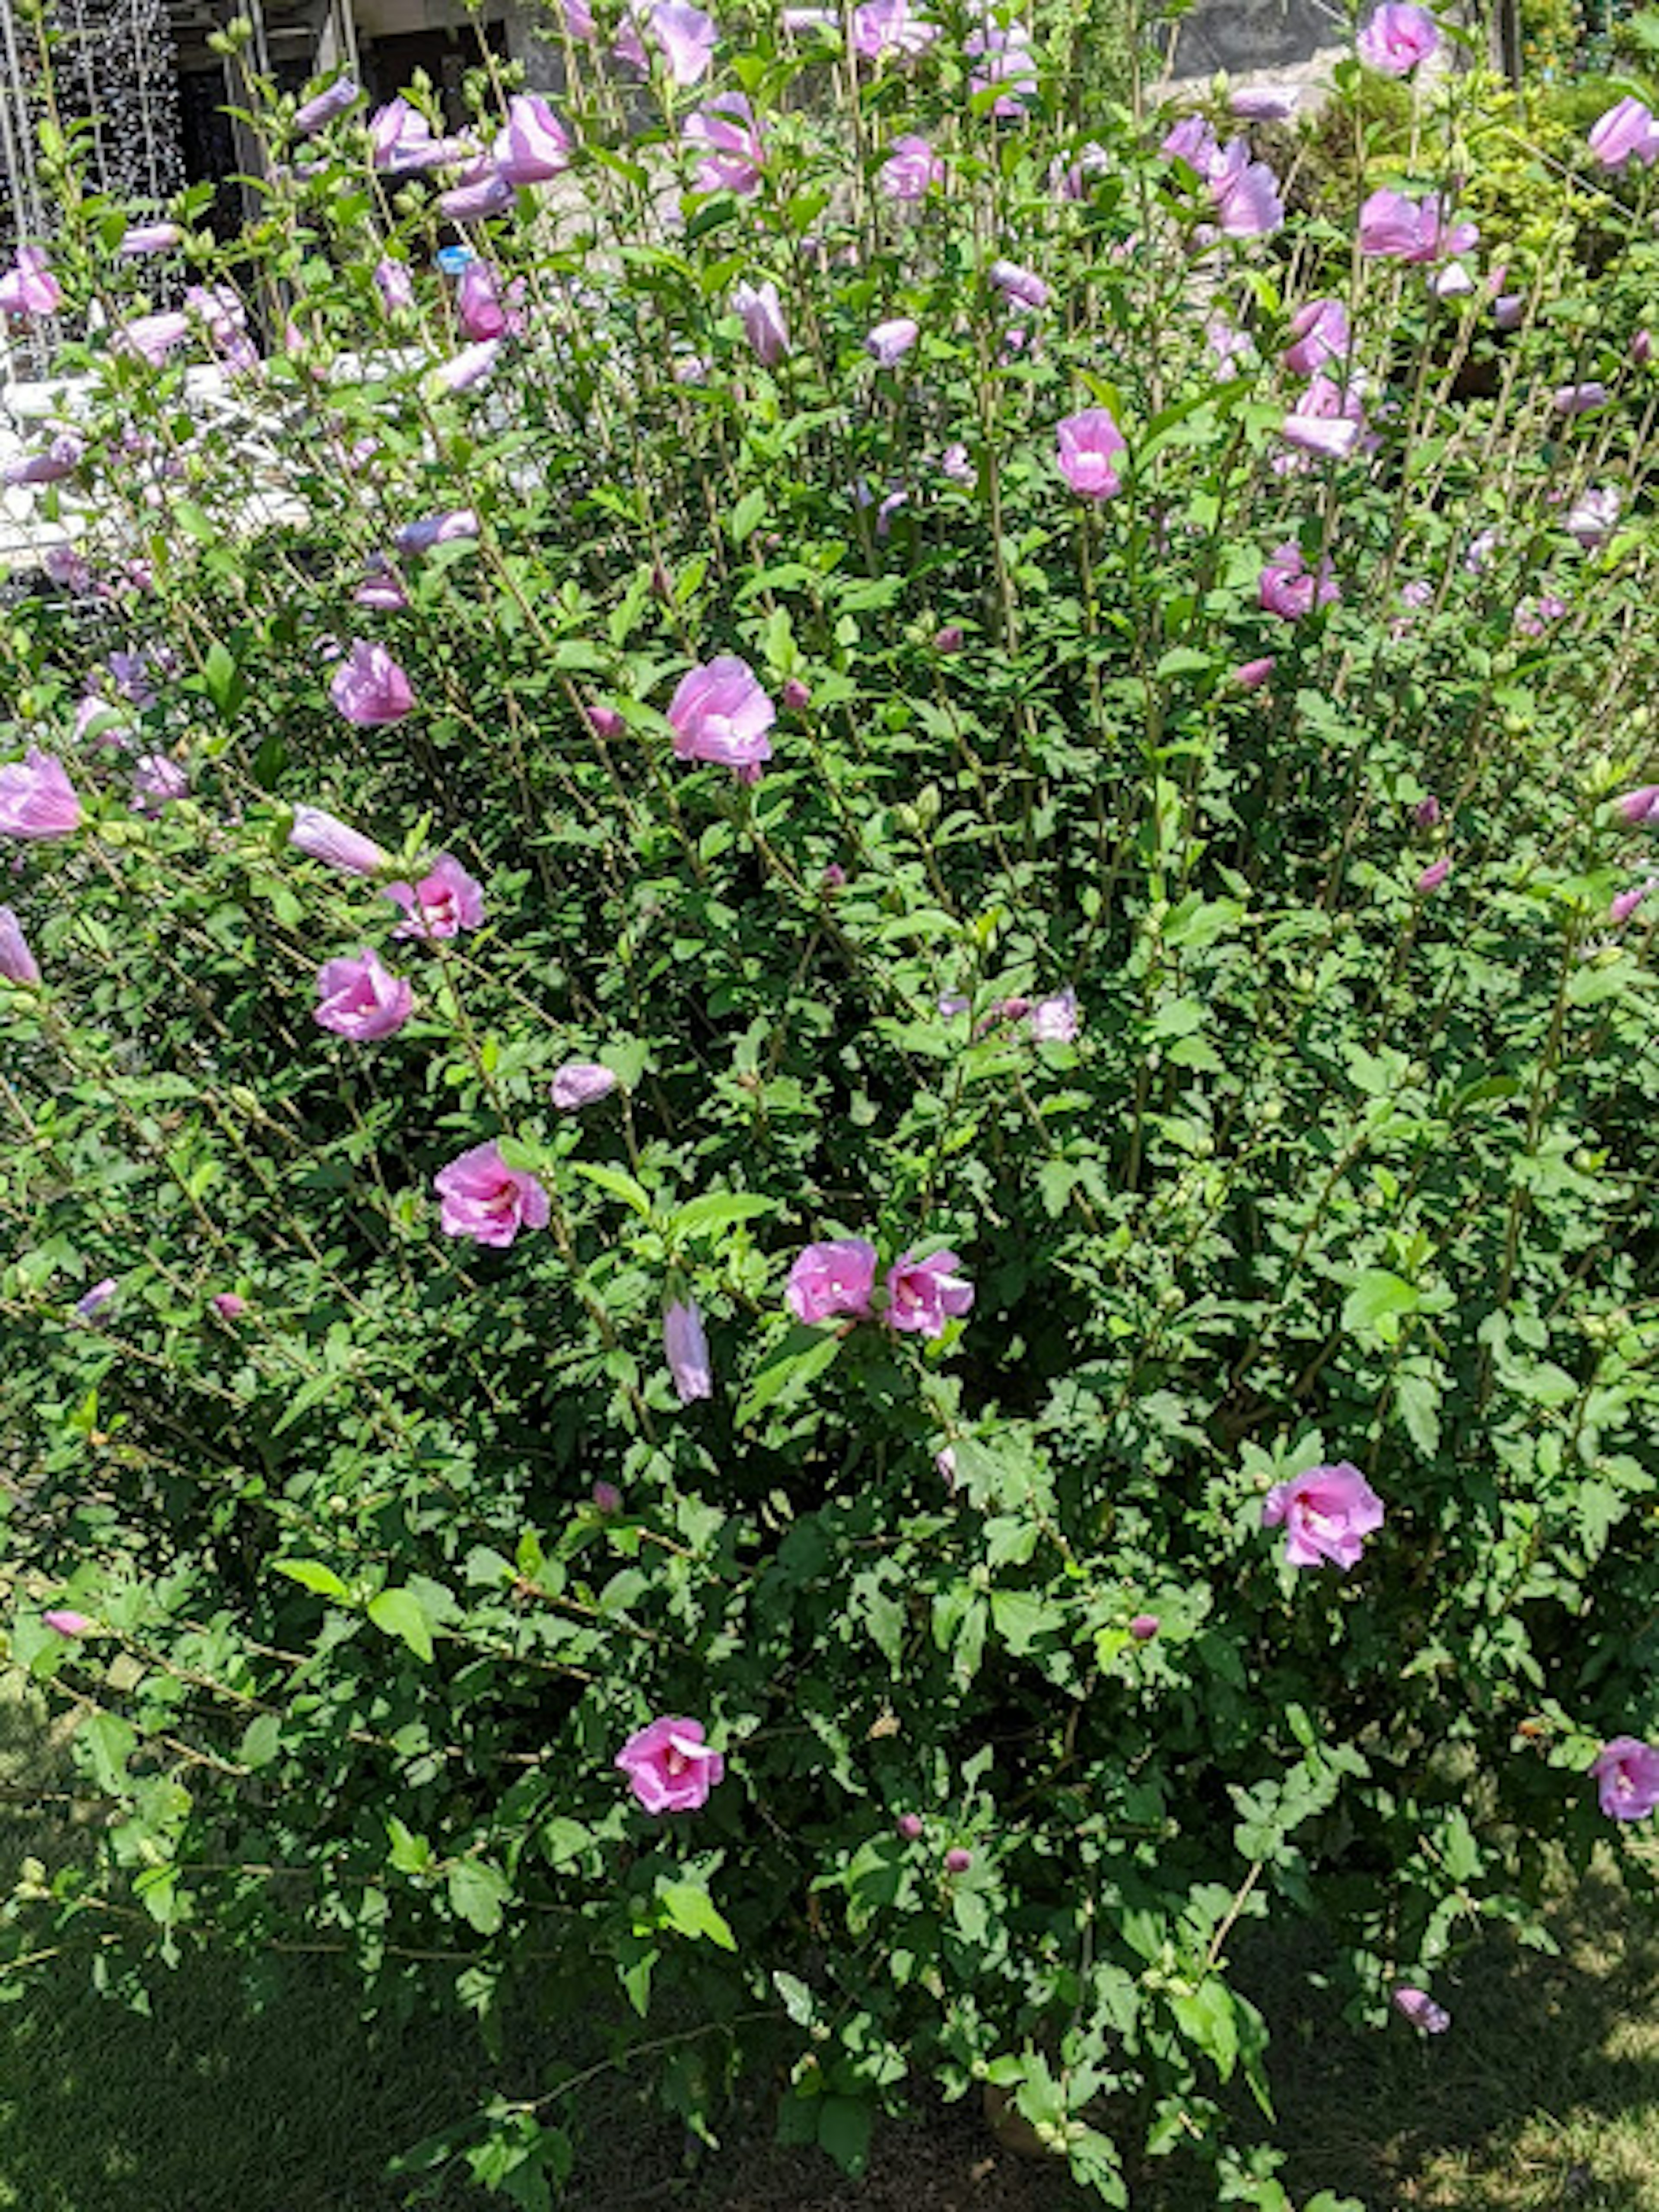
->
[944,1847,973,1874]
[591,1478,623,1513]
[119,222,182,257]
[329,639,414,725]
[1615,785,1659,826]
[1416,857,1451,893]
[781,677,810,711]
[664,1298,713,1403]
[1232,656,1275,690]
[1414,795,1441,827]
[1130,1612,1160,1640]
[988,258,1047,310]
[294,75,359,133]
[44,1608,90,1637]
[493,93,573,185]
[0,245,61,318]
[0,905,41,984]
[865,316,919,367]
[731,279,790,366]
[1392,1986,1451,2033]
[74,1278,118,1323]
[290,803,389,876]
[211,1292,248,1319]
[933,625,963,653]
[896,1813,924,1840]
[552,1061,619,1108]
[1609,883,1650,927]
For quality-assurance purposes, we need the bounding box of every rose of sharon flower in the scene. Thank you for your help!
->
[435,1141,550,1247]
[731,280,790,365]
[616,1716,725,1812]
[0,749,81,839]
[330,640,414,725]
[886,1249,974,1337]
[1056,408,1126,499]
[664,1299,713,1402]
[43,1608,90,1637]
[0,906,41,985]
[786,1239,877,1324]
[314,947,414,1041]
[387,853,485,940]
[551,1061,618,1109]
[866,317,919,367]
[1262,1461,1384,1570]
[966,17,1036,113]
[880,134,944,200]
[74,1278,118,1323]
[290,804,389,876]
[643,0,718,84]
[455,259,522,340]
[684,93,765,194]
[1028,988,1080,1042]
[1358,189,1476,263]
[493,93,572,185]
[1616,785,1659,826]
[1357,2,1439,75]
[295,75,358,133]
[1588,96,1659,171]
[989,259,1047,310]
[1284,298,1349,378]
[1208,139,1284,236]
[1259,541,1339,620]
[120,222,182,257]
[0,246,61,318]
[667,655,775,771]
[1392,1986,1451,2033]
[851,0,939,58]
[1591,1737,1659,1821]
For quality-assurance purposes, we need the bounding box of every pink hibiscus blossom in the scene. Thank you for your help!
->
[1262,1461,1384,1570]
[616,1716,725,1812]
[786,1238,878,1324]
[886,1248,974,1337]
[667,655,775,770]
[1591,1737,1659,1821]
[387,854,486,939]
[434,1141,550,1247]
[313,947,414,1041]
[0,748,81,839]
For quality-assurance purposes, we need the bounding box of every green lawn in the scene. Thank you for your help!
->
[3,1678,1656,2211]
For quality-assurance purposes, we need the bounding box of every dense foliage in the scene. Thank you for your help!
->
[1,2,1657,2202]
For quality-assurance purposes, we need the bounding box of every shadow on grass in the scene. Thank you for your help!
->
[2,1666,1656,2212]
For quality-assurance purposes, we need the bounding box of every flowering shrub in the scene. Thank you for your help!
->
[1,4,1658,2206]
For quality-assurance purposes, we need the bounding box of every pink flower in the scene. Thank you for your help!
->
[74,1278,118,1322]
[1392,1986,1451,2033]
[989,259,1047,310]
[375,258,415,312]
[851,0,939,57]
[1208,139,1284,236]
[1233,656,1275,690]
[886,1248,973,1337]
[786,1238,877,1324]
[731,280,790,366]
[314,947,414,1040]
[1027,989,1080,1042]
[684,93,764,194]
[1414,794,1442,827]
[455,259,523,340]
[1589,96,1659,171]
[966,17,1036,113]
[356,559,410,612]
[0,906,40,985]
[369,99,458,171]
[432,340,502,392]
[644,0,718,83]
[1262,1460,1384,1570]
[551,1061,618,1108]
[493,93,572,184]
[130,754,188,815]
[879,134,944,200]
[782,677,811,711]
[211,1292,247,1319]
[1565,486,1621,549]
[1284,298,1349,378]
[3,433,85,487]
[945,1847,973,1873]
[295,74,359,132]
[1280,375,1367,462]
[1163,114,1219,167]
[1055,408,1126,499]
[1231,82,1301,119]
[1554,382,1608,417]
[0,748,81,839]
[0,246,61,318]
[866,316,919,366]
[896,1812,924,1839]
[394,509,479,555]
[290,803,388,875]
[386,852,486,939]
[330,639,414,725]
[1259,541,1339,621]
[616,1716,725,1812]
[119,222,181,257]
[1591,1737,1659,1821]
[592,1478,623,1513]
[667,655,775,770]
[1615,785,1659,826]
[1415,856,1451,893]
[1609,883,1650,927]
[43,1608,90,1637]
[664,1299,713,1402]
[1358,189,1475,263]
[1129,1612,1160,1640]
[1493,292,1524,331]
[1357,3,1440,74]
[1634,329,1653,366]
[439,164,515,221]
[435,1140,550,1247]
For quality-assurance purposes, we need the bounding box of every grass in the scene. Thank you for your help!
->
[2,1674,1657,2211]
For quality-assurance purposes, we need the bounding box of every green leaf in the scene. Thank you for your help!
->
[737,1327,843,1425]
[368,1586,435,1663]
[668,1191,774,1241]
[658,1880,737,1951]
[817,2095,872,2176]
[570,1161,653,1217]
[448,1856,512,1936]
[239,1713,281,1769]
[272,1558,350,1600]
[1342,1268,1421,1343]
[79,1711,137,1797]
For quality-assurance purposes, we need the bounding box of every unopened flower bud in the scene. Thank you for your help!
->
[1130,1612,1160,1640]
[944,1847,973,1874]
[591,1479,623,1514]
[896,1812,923,1840]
